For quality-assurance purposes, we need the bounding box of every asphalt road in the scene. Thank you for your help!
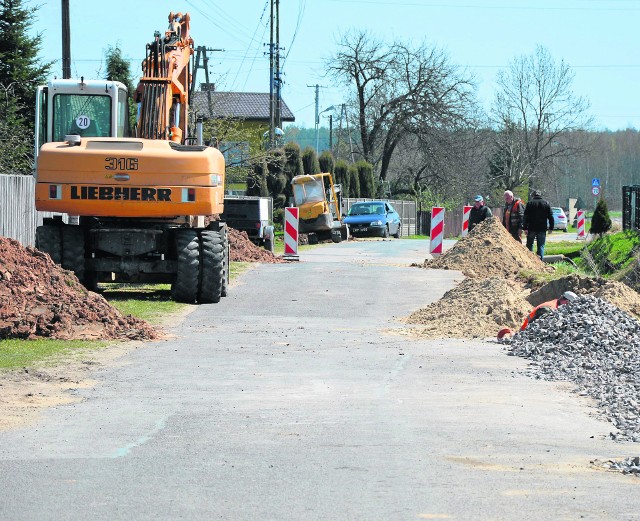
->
[1,238,639,520]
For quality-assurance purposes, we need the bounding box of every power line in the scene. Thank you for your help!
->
[324,0,640,10]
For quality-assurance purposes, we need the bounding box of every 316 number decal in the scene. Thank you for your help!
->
[105,157,138,170]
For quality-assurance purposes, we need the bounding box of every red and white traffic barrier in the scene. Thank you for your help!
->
[577,210,586,239]
[284,207,299,257]
[430,207,445,255]
[462,205,472,237]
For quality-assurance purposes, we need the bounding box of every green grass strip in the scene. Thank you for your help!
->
[0,339,107,371]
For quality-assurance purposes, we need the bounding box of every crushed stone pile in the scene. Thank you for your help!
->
[405,277,532,339]
[503,295,640,443]
[229,228,284,263]
[421,217,552,279]
[0,236,156,341]
[593,456,640,476]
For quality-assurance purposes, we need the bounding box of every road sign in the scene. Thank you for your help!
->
[592,186,600,196]
[592,178,600,187]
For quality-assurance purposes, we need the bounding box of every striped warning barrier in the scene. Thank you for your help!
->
[577,210,586,239]
[462,205,472,237]
[430,207,445,255]
[284,207,299,258]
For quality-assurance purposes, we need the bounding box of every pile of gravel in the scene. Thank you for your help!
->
[502,295,640,443]
[593,456,640,476]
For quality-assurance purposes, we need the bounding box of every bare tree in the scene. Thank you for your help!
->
[327,31,476,182]
[489,45,592,192]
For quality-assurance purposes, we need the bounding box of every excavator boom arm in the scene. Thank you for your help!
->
[136,12,194,143]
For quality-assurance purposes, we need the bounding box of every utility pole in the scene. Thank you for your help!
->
[190,46,224,114]
[267,0,283,149]
[335,104,353,162]
[274,0,282,134]
[268,0,274,148]
[307,83,326,153]
[61,0,71,79]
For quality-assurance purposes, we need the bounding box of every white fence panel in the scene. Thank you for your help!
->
[0,174,58,247]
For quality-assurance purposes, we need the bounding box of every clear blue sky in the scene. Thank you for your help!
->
[30,0,640,131]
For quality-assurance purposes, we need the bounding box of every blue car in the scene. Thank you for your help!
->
[343,201,402,238]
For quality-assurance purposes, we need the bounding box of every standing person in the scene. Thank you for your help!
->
[468,195,492,232]
[502,190,525,242]
[523,189,554,258]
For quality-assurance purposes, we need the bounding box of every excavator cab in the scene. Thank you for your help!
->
[35,78,129,165]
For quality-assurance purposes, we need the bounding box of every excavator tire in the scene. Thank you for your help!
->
[172,229,200,303]
[35,225,62,264]
[199,230,224,304]
[221,228,230,298]
[61,225,86,284]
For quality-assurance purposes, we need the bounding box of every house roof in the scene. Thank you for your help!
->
[191,91,295,122]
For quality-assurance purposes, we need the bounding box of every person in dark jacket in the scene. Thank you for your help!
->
[469,195,492,232]
[502,190,525,242]
[523,189,554,258]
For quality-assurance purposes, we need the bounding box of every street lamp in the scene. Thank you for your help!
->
[316,105,335,153]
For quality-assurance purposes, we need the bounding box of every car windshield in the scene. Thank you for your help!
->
[552,208,565,216]
[349,204,384,216]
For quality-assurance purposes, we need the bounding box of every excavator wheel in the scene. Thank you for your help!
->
[61,225,86,284]
[35,225,62,264]
[172,229,200,303]
[221,228,230,298]
[199,230,224,304]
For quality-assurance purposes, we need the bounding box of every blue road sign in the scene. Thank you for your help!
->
[592,178,600,187]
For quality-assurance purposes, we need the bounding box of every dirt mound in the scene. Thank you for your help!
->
[405,277,532,339]
[0,236,156,340]
[422,217,552,279]
[404,272,640,340]
[527,273,640,319]
[229,228,285,263]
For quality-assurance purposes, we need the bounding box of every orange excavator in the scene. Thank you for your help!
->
[34,12,228,304]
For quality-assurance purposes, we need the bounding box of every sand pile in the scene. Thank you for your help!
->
[405,277,532,339]
[408,218,640,339]
[422,217,552,279]
[0,236,157,341]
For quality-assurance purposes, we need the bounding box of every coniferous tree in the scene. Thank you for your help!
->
[356,160,375,198]
[318,151,334,174]
[590,198,612,236]
[105,45,136,134]
[283,142,303,200]
[334,160,350,197]
[0,0,51,126]
[348,164,360,198]
[301,146,320,175]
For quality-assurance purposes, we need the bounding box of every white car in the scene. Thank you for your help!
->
[551,207,568,231]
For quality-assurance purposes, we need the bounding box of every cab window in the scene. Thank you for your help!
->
[52,94,112,141]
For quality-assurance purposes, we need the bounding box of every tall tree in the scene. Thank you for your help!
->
[105,45,136,134]
[489,45,592,192]
[0,82,32,173]
[0,0,51,126]
[327,30,476,181]
[302,146,320,175]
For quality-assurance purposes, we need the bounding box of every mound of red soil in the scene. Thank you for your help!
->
[229,228,285,263]
[0,236,157,341]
